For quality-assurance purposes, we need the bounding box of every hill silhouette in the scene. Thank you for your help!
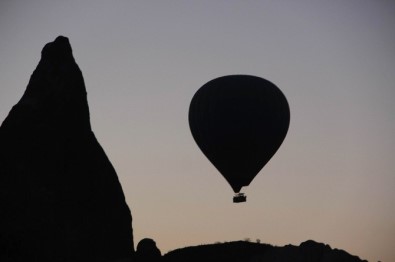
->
[163,240,367,262]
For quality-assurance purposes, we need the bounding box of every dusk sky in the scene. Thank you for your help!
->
[1,1,394,261]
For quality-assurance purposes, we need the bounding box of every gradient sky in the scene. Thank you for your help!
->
[1,1,394,261]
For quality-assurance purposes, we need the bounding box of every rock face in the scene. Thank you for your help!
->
[0,36,134,261]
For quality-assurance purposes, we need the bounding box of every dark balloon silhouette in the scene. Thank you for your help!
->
[189,75,290,202]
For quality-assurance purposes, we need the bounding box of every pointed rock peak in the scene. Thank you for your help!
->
[41,36,74,63]
[7,36,91,133]
[0,37,134,260]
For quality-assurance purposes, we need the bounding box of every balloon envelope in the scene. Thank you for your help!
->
[189,75,290,193]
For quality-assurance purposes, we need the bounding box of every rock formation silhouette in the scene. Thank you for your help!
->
[136,238,162,262]
[162,240,367,262]
[0,36,134,261]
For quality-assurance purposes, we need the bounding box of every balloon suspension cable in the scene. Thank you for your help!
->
[233,192,247,203]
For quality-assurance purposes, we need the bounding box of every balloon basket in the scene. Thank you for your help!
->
[233,193,247,203]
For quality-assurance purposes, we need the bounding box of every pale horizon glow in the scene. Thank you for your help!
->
[0,1,394,261]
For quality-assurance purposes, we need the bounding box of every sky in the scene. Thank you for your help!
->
[0,1,394,261]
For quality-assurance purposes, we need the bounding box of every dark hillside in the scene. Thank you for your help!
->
[163,240,366,262]
[163,241,272,262]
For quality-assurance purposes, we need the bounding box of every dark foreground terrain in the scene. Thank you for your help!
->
[162,240,366,262]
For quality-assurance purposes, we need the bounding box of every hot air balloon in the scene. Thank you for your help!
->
[188,75,290,203]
